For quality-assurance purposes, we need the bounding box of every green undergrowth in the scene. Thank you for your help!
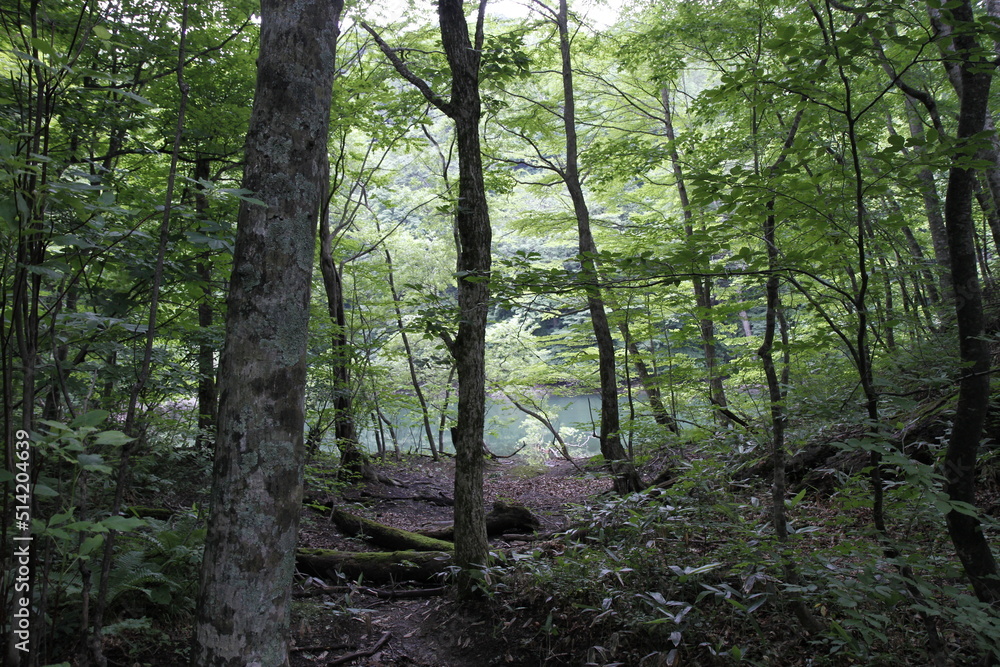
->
[475,439,1000,666]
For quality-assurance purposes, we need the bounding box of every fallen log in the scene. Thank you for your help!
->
[411,492,454,506]
[296,548,452,585]
[358,489,454,506]
[419,500,541,540]
[331,508,454,552]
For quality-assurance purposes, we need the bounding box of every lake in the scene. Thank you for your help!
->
[361,393,607,459]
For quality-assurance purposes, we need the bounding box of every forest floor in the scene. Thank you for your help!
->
[101,421,1000,666]
[289,454,612,667]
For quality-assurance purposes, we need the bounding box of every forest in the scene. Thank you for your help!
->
[3,0,1000,664]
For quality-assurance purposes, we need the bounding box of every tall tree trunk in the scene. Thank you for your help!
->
[195,260,217,451]
[554,0,642,493]
[876,255,896,351]
[904,101,952,300]
[901,224,940,309]
[661,89,729,421]
[876,23,952,298]
[438,0,493,585]
[929,0,1000,260]
[939,0,1000,608]
[192,0,340,663]
[318,240,370,480]
[319,205,372,481]
[621,328,677,432]
[438,364,456,454]
[384,248,438,460]
[363,0,494,588]
[758,108,823,634]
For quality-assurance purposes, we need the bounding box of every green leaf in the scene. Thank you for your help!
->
[92,431,133,446]
[31,38,55,56]
[886,134,905,150]
[150,585,173,605]
[80,534,105,557]
[77,453,112,473]
[786,488,807,508]
[33,482,59,498]
[108,88,152,106]
[100,515,146,532]
[0,198,16,234]
[70,410,110,429]
[690,562,723,575]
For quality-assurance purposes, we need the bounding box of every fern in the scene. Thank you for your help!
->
[101,515,205,616]
[103,548,169,606]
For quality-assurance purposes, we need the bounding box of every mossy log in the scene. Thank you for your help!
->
[331,508,454,551]
[296,548,452,584]
[419,500,540,540]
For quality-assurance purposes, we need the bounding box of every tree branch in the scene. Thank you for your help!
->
[359,21,453,116]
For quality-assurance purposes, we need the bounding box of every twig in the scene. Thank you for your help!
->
[291,643,351,653]
[326,631,392,666]
[484,442,527,459]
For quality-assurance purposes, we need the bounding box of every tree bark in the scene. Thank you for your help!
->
[929,0,1000,261]
[364,0,494,587]
[554,0,642,492]
[876,24,951,298]
[428,0,494,585]
[192,0,341,664]
[939,0,1000,607]
[908,128,953,300]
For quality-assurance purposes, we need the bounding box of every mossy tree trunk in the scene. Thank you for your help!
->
[297,549,452,585]
[192,0,341,664]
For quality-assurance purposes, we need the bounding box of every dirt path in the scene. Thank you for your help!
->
[290,456,609,666]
